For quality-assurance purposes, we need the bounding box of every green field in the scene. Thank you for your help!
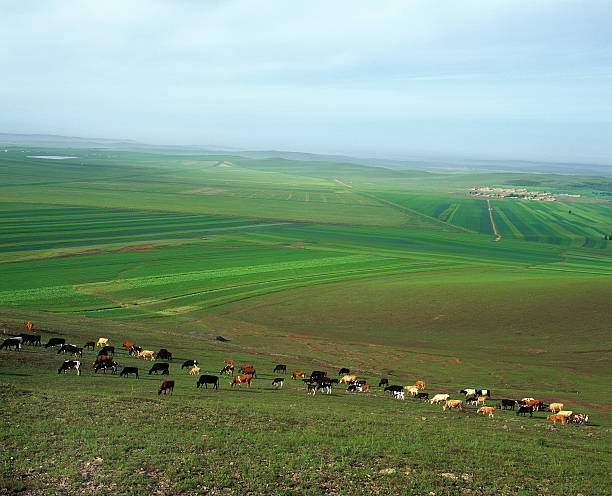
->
[0,147,610,495]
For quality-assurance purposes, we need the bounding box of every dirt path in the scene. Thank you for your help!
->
[487,200,502,241]
[334,178,352,188]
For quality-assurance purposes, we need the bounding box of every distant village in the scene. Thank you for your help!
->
[469,187,581,201]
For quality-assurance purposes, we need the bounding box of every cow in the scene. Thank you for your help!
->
[138,350,155,360]
[443,400,463,411]
[58,344,82,356]
[224,359,234,365]
[156,349,172,361]
[84,341,96,351]
[379,378,389,387]
[414,381,425,390]
[516,406,534,417]
[524,399,544,411]
[0,338,21,351]
[548,403,564,413]
[220,365,234,375]
[430,394,450,404]
[98,346,114,356]
[476,396,487,406]
[149,363,169,375]
[189,366,201,376]
[339,375,357,384]
[273,364,287,374]
[346,385,358,393]
[93,358,117,374]
[393,391,405,400]
[547,414,567,425]
[477,389,491,397]
[384,385,403,394]
[360,385,371,392]
[317,382,332,395]
[58,360,81,376]
[96,338,109,348]
[292,371,306,380]
[307,384,317,395]
[466,395,479,406]
[129,345,142,356]
[120,367,139,378]
[272,378,284,388]
[477,406,495,417]
[158,380,174,395]
[197,375,219,389]
[45,337,65,348]
[229,375,252,388]
[459,388,477,396]
[93,354,112,364]
[405,386,419,396]
[567,413,589,424]
[122,342,135,350]
[239,366,257,377]
[557,410,573,417]
[182,360,198,369]
[497,399,516,410]
[415,392,429,400]
[26,321,34,331]
[19,334,41,346]
[310,370,327,380]
[338,367,350,376]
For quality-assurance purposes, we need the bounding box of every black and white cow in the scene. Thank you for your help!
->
[272,378,284,388]
[57,344,82,356]
[58,360,81,376]
[181,360,198,369]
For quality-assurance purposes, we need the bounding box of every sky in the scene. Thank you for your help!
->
[2,0,612,164]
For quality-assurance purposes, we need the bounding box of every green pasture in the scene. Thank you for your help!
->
[0,147,610,494]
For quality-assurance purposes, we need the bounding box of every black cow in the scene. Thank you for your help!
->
[58,360,81,376]
[498,399,516,410]
[273,364,287,374]
[98,346,114,356]
[94,359,118,374]
[516,406,534,417]
[0,338,22,351]
[379,378,389,387]
[415,392,429,400]
[119,367,139,379]
[156,349,172,361]
[181,360,198,369]
[45,337,65,348]
[58,344,82,356]
[338,367,350,376]
[346,385,358,392]
[310,370,326,380]
[384,385,403,394]
[196,375,219,389]
[149,363,170,375]
[19,334,41,346]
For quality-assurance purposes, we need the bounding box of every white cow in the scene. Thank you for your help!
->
[430,393,450,404]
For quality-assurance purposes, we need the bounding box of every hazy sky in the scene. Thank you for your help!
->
[2,1,611,163]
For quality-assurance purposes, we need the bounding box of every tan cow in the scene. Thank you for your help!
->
[548,403,564,413]
[477,406,495,417]
[138,350,155,360]
[339,375,357,384]
[477,396,487,406]
[96,338,109,348]
[405,386,419,396]
[557,410,573,417]
[443,399,463,411]
[189,366,200,375]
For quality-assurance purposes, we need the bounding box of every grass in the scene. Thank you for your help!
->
[0,146,610,494]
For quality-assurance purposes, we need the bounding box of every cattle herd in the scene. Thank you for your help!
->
[1,323,590,426]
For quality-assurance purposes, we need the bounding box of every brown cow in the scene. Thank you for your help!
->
[122,341,135,350]
[158,380,175,395]
[414,380,425,390]
[230,375,252,388]
[547,414,566,425]
[224,359,234,365]
[239,366,256,377]
[292,371,306,380]
[477,406,495,417]
[443,399,463,411]
[26,321,33,331]
[524,399,544,411]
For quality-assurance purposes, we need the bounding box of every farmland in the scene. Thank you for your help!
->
[0,146,611,495]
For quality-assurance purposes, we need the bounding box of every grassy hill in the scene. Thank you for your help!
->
[0,146,610,495]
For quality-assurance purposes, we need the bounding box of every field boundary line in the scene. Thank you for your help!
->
[364,194,477,233]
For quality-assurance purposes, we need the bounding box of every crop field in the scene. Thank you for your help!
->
[0,147,611,495]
